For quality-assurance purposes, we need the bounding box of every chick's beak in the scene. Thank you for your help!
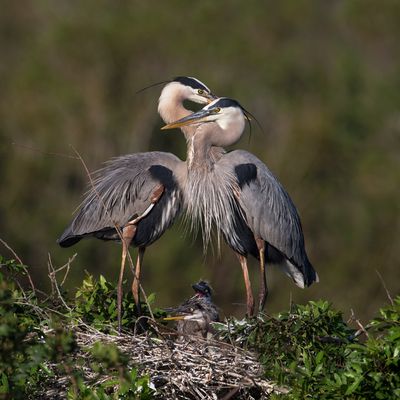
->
[164,316,186,321]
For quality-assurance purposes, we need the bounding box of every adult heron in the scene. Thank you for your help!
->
[58,77,216,332]
[162,98,318,316]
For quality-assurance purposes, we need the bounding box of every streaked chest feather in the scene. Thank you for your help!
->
[183,165,243,251]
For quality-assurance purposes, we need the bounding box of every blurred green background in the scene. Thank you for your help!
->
[1,1,399,322]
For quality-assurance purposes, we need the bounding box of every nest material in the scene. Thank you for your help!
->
[41,323,287,400]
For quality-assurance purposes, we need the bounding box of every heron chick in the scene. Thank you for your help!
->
[165,281,219,339]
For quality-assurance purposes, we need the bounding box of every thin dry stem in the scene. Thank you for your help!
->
[11,142,80,159]
[47,253,72,312]
[50,253,76,286]
[0,237,36,293]
[354,318,370,340]
[375,269,394,306]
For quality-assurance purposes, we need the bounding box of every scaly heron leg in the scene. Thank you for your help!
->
[132,247,145,315]
[118,224,136,334]
[256,238,268,313]
[118,184,165,332]
[129,184,163,314]
[236,253,255,317]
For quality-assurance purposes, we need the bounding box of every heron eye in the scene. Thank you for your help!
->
[213,107,221,113]
[197,89,204,95]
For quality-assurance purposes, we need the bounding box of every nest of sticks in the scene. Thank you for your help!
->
[41,322,287,400]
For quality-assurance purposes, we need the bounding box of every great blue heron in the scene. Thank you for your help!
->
[162,97,319,316]
[164,281,219,339]
[58,77,216,332]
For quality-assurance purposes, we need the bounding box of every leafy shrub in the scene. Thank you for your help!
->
[1,255,399,399]
[332,298,400,399]
[216,299,400,399]
[0,257,50,398]
[74,274,166,332]
[0,256,156,399]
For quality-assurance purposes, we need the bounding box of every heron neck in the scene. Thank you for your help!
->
[186,135,214,170]
[186,127,226,170]
[158,96,194,139]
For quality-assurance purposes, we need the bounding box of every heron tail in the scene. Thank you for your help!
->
[280,257,318,288]
[57,226,82,248]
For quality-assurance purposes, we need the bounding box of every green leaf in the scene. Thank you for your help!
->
[315,351,324,364]
[146,292,156,305]
[345,375,363,395]
[0,373,9,394]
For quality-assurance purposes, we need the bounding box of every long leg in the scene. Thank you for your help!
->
[132,247,145,315]
[256,238,268,313]
[236,253,255,317]
[118,184,165,332]
[118,224,136,334]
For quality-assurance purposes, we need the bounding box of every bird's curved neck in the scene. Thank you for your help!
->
[158,92,194,139]
[159,95,188,123]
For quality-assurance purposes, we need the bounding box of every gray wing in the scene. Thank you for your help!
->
[221,150,317,287]
[58,151,183,248]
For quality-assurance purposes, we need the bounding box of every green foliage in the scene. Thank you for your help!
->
[1,255,399,398]
[333,298,400,399]
[74,274,166,332]
[73,343,153,400]
[0,256,29,277]
[216,299,400,399]
[0,257,155,399]
[67,343,153,400]
[74,274,122,331]
[0,259,49,398]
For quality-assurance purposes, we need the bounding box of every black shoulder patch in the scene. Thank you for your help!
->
[234,163,257,188]
[148,165,177,189]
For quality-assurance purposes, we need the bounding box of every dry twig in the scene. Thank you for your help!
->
[47,253,72,312]
[375,269,394,306]
[0,237,36,293]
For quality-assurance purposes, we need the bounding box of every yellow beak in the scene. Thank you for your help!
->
[164,316,186,321]
[161,108,213,130]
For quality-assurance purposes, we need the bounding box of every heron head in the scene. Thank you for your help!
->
[192,280,212,298]
[173,76,217,104]
[161,97,247,147]
[159,76,216,106]
[162,97,245,129]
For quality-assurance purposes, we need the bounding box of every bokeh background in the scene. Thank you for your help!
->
[1,1,399,322]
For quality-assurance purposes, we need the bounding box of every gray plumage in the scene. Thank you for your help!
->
[59,76,215,249]
[58,152,182,248]
[162,97,318,315]
[220,150,317,287]
[58,77,216,333]
[59,79,317,324]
